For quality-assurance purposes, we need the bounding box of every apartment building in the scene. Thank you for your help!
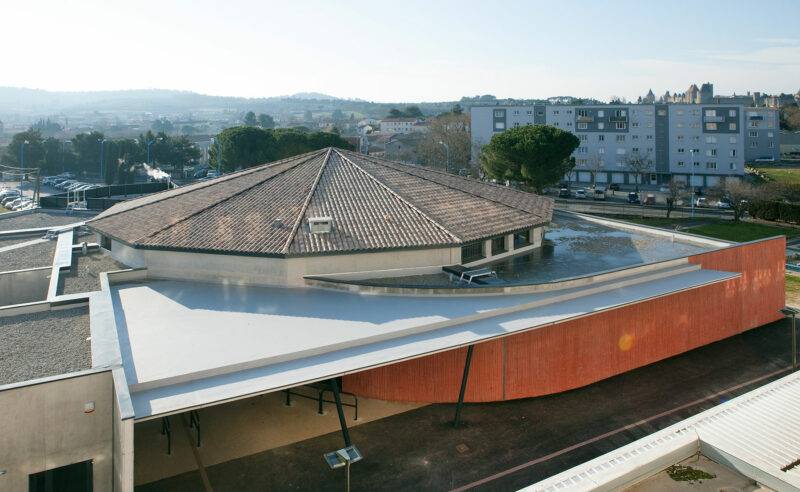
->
[471,104,780,187]
[380,117,422,134]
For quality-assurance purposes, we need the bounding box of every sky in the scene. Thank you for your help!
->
[3,0,799,102]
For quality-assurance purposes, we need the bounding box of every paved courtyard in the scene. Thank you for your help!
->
[137,317,795,492]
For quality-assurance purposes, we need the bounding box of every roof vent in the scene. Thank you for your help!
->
[273,218,282,228]
[308,216,333,234]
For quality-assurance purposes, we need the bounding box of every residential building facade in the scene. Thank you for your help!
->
[380,117,422,134]
[471,104,780,187]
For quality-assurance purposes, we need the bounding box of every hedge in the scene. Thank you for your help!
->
[748,200,800,223]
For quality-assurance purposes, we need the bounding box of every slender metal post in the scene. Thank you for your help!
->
[331,379,351,447]
[793,312,797,372]
[453,344,475,428]
[20,141,25,198]
[345,458,351,492]
[690,149,695,217]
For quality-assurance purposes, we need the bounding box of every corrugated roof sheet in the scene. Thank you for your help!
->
[88,148,553,256]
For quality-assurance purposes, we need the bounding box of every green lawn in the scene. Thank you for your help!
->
[686,221,800,242]
[786,274,800,295]
[750,166,800,185]
[593,215,717,228]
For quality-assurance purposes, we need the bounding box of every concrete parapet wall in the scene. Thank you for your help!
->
[0,267,50,306]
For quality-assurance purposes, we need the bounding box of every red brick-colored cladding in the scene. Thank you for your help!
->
[343,238,786,402]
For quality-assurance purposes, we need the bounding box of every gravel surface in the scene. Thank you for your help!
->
[0,234,43,248]
[0,210,92,232]
[60,251,129,294]
[0,240,56,271]
[0,307,91,385]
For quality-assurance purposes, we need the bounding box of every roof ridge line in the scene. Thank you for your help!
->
[92,149,324,223]
[136,149,327,245]
[334,149,462,242]
[355,150,550,220]
[281,147,332,254]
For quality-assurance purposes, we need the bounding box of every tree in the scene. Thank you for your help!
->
[625,151,652,193]
[70,131,105,175]
[151,118,174,134]
[561,157,576,191]
[258,113,275,129]
[726,181,756,222]
[588,151,603,188]
[663,179,686,219]
[209,126,278,173]
[29,118,62,137]
[387,108,403,118]
[479,125,580,192]
[243,111,257,126]
[331,109,345,120]
[2,130,45,177]
[404,105,423,118]
[415,113,471,171]
[452,104,464,116]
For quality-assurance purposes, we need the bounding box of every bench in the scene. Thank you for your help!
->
[459,268,496,285]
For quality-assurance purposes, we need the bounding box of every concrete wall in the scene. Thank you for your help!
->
[0,267,50,306]
[112,370,135,492]
[343,238,785,402]
[0,371,114,491]
[110,240,461,287]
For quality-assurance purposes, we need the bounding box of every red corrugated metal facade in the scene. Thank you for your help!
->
[342,238,785,402]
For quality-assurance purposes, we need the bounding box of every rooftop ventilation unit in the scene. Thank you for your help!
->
[308,216,333,234]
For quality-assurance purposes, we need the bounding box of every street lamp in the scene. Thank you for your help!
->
[211,137,222,176]
[690,149,696,217]
[136,137,163,166]
[323,445,362,492]
[98,138,107,184]
[439,140,450,173]
[20,140,29,198]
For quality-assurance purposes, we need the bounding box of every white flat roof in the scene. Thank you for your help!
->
[110,264,738,420]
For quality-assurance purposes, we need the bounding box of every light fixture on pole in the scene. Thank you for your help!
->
[20,140,29,198]
[98,138,107,184]
[439,141,450,173]
[690,149,696,217]
[146,137,163,166]
[211,137,222,176]
[323,445,362,492]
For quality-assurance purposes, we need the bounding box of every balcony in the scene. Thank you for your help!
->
[748,115,764,121]
[577,116,594,122]
[703,116,725,123]
[609,115,628,122]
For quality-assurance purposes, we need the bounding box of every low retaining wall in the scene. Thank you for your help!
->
[342,237,786,402]
[0,268,51,306]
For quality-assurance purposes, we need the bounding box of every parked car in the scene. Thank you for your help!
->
[2,195,21,207]
[12,199,33,211]
[558,188,570,198]
[643,193,656,205]
[627,192,640,204]
[574,189,587,199]
[695,197,709,208]
[206,171,220,179]
[194,168,210,178]
[716,200,731,209]
[5,198,24,209]
[56,180,78,190]
[593,187,607,200]
[608,183,620,191]
[0,189,20,200]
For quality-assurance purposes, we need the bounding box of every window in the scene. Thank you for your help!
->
[691,122,699,128]
[632,109,638,115]
[677,161,685,167]
[706,162,716,169]
[632,135,639,140]
[729,162,736,170]
[657,109,666,116]
[553,122,559,126]
[706,123,718,130]
[616,148,626,155]
[494,110,504,117]
[461,242,484,263]
[615,122,626,130]
[647,135,654,140]
[678,148,685,153]
[632,122,639,128]
[577,110,588,117]
[749,131,758,137]
[614,109,626,117]
[577,122,588,130]
[769,141,775,148]
[706,149,717,157]
[598,110,605,117]
[526,110,533,115]
[566,110,572,114]
[647,122,653,127]
[646,109,653,115]
[579,134,588,141]
[728,110,736,117]
[598,147,605,154]
[692,136,699,141]
[692,109,699,115]
[598,135,605,141]
[578,158,588,165]
[729,123,737,131]
[514,230,530,247]
[616,135,625,142]
[750,141,758,148]
[730,149,736,157]
[495,122,505,130]
[537,111,544,116]
[677,122,685,128]
[513,110,519,115]
[566,122,573,126]
[694,161,700,167]
[705,109,717,117]
[578,146,588,153]
[616,160,625,167]
[598,122,605,129]
[646,148,653,153]
[692,148,700,154]
[768,121,774,128]
[677,109,684,115]
[729,136,737,144]
[749,120,759,127]
[632,147,639,153]
[513,122,520,127]
[553,110,560,115]
[677,135,685,141]
[705,136,718,144]
[491,236,507,255]
[768,131,774,138]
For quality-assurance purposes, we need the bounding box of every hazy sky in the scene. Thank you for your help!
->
[3,0,799,102]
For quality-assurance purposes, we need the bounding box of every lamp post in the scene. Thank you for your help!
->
[690,149,696,217]
[20,140,29,198]
[144,137,163,166]
[211,137,222,175]
[439,140,450,173]
[98,138,107,184]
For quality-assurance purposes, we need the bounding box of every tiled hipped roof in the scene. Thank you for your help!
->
[88,148,553,256]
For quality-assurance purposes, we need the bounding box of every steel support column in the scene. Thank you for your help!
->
[453,344,475,428]
[331,378,352,447]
